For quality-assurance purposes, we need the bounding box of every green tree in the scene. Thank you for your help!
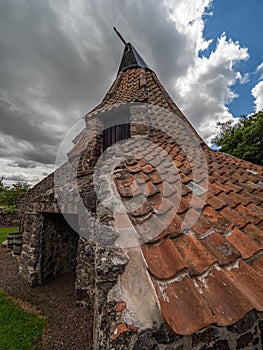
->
[213,112,263,166]
[0,181,30,207]
[0,177,4,191]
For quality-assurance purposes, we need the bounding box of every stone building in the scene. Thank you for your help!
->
[17,37,263,349]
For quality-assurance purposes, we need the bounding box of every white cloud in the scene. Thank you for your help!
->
[0,0,253,180]
[251,80,263,112]
[152,1,250,144]
[164,0,213,52]
[256,61,263,72]
[167,21,249,143]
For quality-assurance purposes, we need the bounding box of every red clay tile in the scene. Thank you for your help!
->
[154,197,174,215]
[127,164,142,174]
[115,301,127,312]
[184,192,206,211]
[142,238,187,279]
[227,191,253,206]
[148,171,163,184]
[208,183,225,196]
[202,207,233,234]
[234,190,263,206]
[203,206,223,224]
[112,323,139,340]
[142,164,155,174]
[164,172,181,184]
[195,266,254,326]
[187,210,213,236]
[246,202,263,217]
[247,253,263,276]
[219,206,251,228]
[210,173,228,184]
[166,192,189,214]
[133,213,169,243]
[136,179,160,198]
[130,202,153,217]
[257,220,263,230]
[174,233,216,275]
[200,231,240,265]
[241,223,263,249]
[226,227,260,259]
[206,192,227,210]
[234,203,262,225]
[135,171,150,183]
[224,260,263,310]
[165,214,183,237]
[162,181,178,197]
[152,275,214,335]
[217,191,240,208]
[242,180,263,193]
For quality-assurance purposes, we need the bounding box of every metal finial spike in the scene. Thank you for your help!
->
[113,27,127,46]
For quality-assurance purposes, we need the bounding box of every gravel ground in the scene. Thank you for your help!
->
[0,246,93,350]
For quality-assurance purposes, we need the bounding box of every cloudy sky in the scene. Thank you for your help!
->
[0,0,262,185]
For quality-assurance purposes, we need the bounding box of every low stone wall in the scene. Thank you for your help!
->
[97,308,263,349]
[0,210,20,227]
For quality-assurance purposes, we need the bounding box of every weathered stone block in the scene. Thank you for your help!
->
[200,339,230,350]
[192,327,219,347]
[227,311,258,334]
[236,332,253,349]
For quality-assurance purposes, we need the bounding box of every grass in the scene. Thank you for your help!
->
[0,291,46,350]
[0,227,19,244]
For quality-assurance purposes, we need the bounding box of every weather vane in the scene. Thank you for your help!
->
[113,27,127,45]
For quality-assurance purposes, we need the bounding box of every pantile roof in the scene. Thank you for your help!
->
[112,137,263,335]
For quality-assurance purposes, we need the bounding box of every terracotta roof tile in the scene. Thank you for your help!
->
[219,206,251,228]
[223,260,263,310]
[226,227,260,259]
[233,190,263,206]
[234,203,263,225]
[200,231,240,265]
[241,223,263,249]
[153,275,214,335]
[206,192,227,210]
[195,266,255,326]
[142,238,187,279]
[174,233,216,275]
[227,191,253,207]
[247,253,263,276]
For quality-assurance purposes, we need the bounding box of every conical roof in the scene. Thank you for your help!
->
[118,42,149,73]
[85,46,203,144]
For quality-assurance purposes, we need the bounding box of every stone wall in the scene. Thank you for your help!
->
[151,311,263,350]
[0,209,20,227]
[90,306,263,349]
[20,211,44,286]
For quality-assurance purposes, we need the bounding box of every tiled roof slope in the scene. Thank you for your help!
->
[85,67,204,145]
[98,65,263,335]
[113,136,263,335]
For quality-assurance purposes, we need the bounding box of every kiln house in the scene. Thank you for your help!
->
[17,32,263,349]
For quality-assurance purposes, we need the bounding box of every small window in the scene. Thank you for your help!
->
[102,107,131,152]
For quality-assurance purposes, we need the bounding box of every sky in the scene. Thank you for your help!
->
[0,0,262,185]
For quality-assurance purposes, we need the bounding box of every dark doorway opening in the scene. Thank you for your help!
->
[40,213,79,285]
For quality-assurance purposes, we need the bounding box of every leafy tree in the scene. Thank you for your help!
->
[213,112,263,165]
[0,180,30,208]
[0,177,4,191]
